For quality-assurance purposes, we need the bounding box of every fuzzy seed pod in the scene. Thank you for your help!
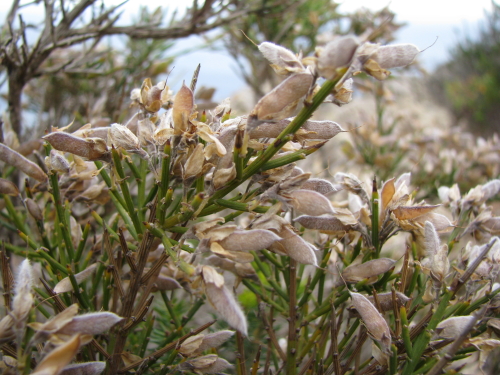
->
[152,275,182,292]
[43,133,110,162]
[29,304,79,344]
[392,205,440,221]
[180,330,235,357]
[435,316,475,339]
[60,361,106,375]
[46,149,70,174]
[294,215,353,233]
[249,72,313,126]
[258,42,304,75]
[342,258,396,284]
[201,266,248,335]
[178,355,233,374]
[217,229,281,252]
[172,82,194,135]
[57,312,124,336]
[108,123,148,158]
[0,143,47,182]
[12,259,33,323]
[350,292,392,354]
[249,118,344,140]
[54,264,98,294]
[0,178,19,196]
[269,225,318,266]
[25,198,43,220]
[210,242,255,263]
[287,189,335,216]
[300,178,338,196]
[372,44,419,69]
[348,292,410,317]
[317,35,360,80]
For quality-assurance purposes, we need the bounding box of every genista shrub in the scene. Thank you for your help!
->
[1,34,500,375]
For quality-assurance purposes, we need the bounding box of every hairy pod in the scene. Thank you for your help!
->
[43,132,110,162]
[0,143,47,182]
[317,35,360,80]
[172,82,194,135]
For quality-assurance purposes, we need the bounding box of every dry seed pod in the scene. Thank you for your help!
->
[43,132,110,162]
[172,82,194,135]
[212,164,236,191]
[178,354,232,374]
[179,335,205,356]
[60,361,106,375]
[348,292,410,317]
[152,275,182,291]
[270,225,318,266]
[0,143,47,182]
[108,123,148,158]
[372,44,419,69]
[54,264,98,294]
[201,266,248,335]
[12,259,33,323]
[249,72,313,127]
[287,189,335,216]
[46,150,70,174]
[32,334,82,375]
[57,312,123,336]
[435,316,475,339]
[350,292,392,354]
[0,178,19,196]
[342,258,396,284]
[317,35,360,80]
[258,42,304,75]
[217,229,281,252]
[294,215,353,233]
[301,178,338,196]
[25,198,43,220]
[249,118,344,140]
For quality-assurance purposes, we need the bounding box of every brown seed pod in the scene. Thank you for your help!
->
[300,178,338,196]
[0,178,19,196]
[342,258,396,284]
[0,143,47,182]
[372,44,419,69]
[46,150,70,174]
[43,132,110,162]
[57,312,123,336]
[25,198,43,220]
[59,361,106,375]
[217,229,281,252]
[317,35,360,80]
[350,292,392,354]
[249,118,344,140]
[249,72,313,126]
[348,292,411,317]
[269,225,317,266]
[435,316,475,339]
[287,189,335,216]
[172,82,194,135]
[258,42,304,75]
[294,215,353,233]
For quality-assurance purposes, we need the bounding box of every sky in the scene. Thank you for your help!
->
[1,0,497,101]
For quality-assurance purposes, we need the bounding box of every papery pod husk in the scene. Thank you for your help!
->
[172,82,194,135]
[301,178,338,196]
[435,316,475,339]
[249,118,344,140]
[56,312,123,336]
[350,292,392,354]
[348,292,410,318]
[206,255,256,279]
[12,259,33,323]
[392,205,440,221]
[60,361,106,375]
[342,258,396,284]
[269,225,317,266]
[43,132,110,162]
[31,334,81,375]
[210,242,254,264]
[363,59,391,80]
[317,35,360,80]
[54,264,98,294]
[487,318,500,337]
[287,189,335,216]
[177,354,232,374]
[25,198,43,220]
[372,44,419,69]
[0,178,19,196]
[258,42,304,76]
[29,304,79,344]
[204,278,248,335]
[0,143,47,182]
[72,126,109,141]
[212,164,236,191]
[217,229,281,252]
[294,215,354,234]
[249,72,313,125]
[46,150,70,174]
